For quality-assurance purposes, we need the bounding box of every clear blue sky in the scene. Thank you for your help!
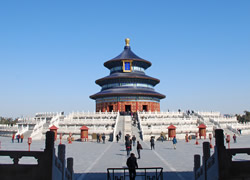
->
[0,1,250,118]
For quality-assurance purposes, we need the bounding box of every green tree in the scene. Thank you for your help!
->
[0,117,18,125]
[237,111,250,123]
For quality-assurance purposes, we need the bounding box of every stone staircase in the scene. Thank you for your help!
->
[114,114,142,142]
[194,113,237,136]
[124,116,132,139]
[23,130,33,138]
[115,115,126,142]
[131,124,141,141]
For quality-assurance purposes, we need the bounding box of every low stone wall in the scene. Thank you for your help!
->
[0,131,74,180]
[194,129,250,180]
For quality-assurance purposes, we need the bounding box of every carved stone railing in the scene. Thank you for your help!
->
[113,111,120,142]
[194,129,250,180]
[0,131,74,180]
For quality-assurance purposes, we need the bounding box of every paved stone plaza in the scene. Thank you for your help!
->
[1,135,250,180]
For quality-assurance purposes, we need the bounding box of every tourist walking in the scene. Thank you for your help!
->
[119,131,122,139]
[160,134,164,142]
[125,140,131,156]
[136,141,143,159]
[125,134,130,142]
[172,136,177,149]
[12,133,15,143]
[150,137,155,150]
[132,135,136,146]
[233,134,237,143]
[116,134,119,143]
[97,133,100,143]
[17,134,20,143]
[126,153,138,180]
[21,134,24,143]
[102,133,106,144]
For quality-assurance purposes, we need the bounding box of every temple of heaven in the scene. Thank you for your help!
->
[90,38,165,113]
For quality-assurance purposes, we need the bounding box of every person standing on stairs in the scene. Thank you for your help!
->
[119,131,122,140]
[116,134,119,143]
[132,135,136,146]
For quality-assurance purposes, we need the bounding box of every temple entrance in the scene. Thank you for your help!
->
[108,105,113,112]
[125,105,131,112]
[143,105,148,112]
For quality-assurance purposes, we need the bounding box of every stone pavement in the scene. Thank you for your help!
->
[0,134,250,180]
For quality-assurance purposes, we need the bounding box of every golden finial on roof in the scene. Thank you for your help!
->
[125,38,130,46]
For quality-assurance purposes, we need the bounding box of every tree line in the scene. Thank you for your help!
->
[0,117,18,125]
[237,111,250,123]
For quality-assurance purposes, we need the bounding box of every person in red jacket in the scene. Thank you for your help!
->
[12,133,15,143]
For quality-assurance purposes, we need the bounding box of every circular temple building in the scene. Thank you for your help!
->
[90,38,165,113]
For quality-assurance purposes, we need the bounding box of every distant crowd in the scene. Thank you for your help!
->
[11,133,24,143]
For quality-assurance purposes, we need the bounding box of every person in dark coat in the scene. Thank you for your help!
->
[136,141,143,159]
[102,133,105,144]
[132,135,136,146]
[119,131,122,139]
[129,139,133,151]
[125,140,131,156]
[116,134,119,143]
[97,133,100,143]
[126,153,138,180]
[17,134,20,143]
[150,137,155,150]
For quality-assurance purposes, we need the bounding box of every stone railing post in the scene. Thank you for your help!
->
[194,154,200,180]
[215,129,224,148]
[58,144,66,180]
[45,131,55,151]
[67,157,74,180]
[203,142,210,180]
[215,129,227,179]
[43,131,55,180]
[203,142,211,162]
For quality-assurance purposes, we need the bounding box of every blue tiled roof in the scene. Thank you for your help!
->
[95,72,160,86]
[104,46,151,69]
[90,87,166,100]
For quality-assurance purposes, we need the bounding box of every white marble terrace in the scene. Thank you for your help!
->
[3,110,250,142]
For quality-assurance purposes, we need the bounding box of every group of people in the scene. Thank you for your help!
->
[126,135,177,180]
[12,133,24,143]
[96,133,106,143]
[150,136,177,150]
[124,134,143,159]
[225,133,238,144]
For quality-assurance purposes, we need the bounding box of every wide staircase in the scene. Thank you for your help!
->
[115,114,142,142]
[115,115,126,142]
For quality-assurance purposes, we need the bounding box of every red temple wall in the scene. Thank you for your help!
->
[96,101,160,112]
